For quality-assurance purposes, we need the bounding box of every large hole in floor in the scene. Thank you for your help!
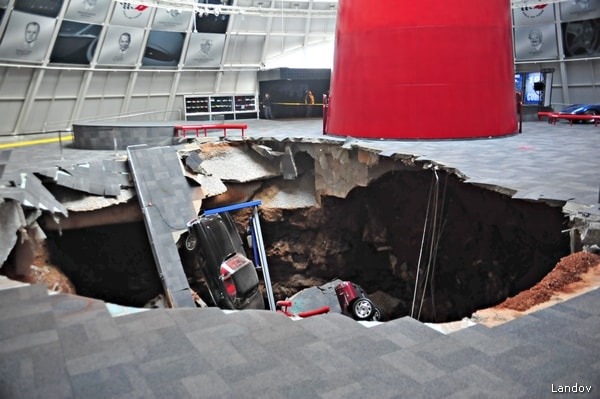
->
[42,166,570,323]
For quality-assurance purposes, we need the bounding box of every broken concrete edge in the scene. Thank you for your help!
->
[3,136,597,253]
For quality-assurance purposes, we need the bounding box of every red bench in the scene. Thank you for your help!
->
[174,124,248,138]
[537,111,555,122]
[550,114,600,126]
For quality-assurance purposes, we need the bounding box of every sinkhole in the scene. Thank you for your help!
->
[40,150,571,323]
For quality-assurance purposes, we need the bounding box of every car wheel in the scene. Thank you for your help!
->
[352,298,375,320]
[185,232,198,251]
[373,307,383,322]
[584,110,598,124]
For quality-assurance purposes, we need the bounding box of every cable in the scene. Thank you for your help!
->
[417,170,439,320]
[410,174,434,319]
[428,175,448,321]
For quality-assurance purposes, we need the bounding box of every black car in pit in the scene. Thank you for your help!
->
[178,212,264,310]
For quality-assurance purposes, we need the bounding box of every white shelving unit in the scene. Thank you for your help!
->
[184,94,258,121]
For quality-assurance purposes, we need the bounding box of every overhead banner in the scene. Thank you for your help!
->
[50,20,102,64]
[0,10,56,63]
[63,0,112,24]
[512,4,555,26]
[514,24,558,60]
[96,25,144,66]
[184,32,224,68]
[152,8,191,31]
[110,2,151,28]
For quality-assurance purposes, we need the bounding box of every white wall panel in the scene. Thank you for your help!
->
[128,95,171,118]
[25,98,76,132]
[566,61,596,85]
[228,14,267,32]
[232,70,259,93]
[21,99,52,132]
[265,35,304,59]
[225,35,264,63]
[0,67,33,98]
[178,71,217,93]
[570,86,600,103]
[98,72,132,96]
[0,101,22,134]
[86,71,110,96]
[132,72,173,95]
[80,97,123,120]
[37,70,85,98]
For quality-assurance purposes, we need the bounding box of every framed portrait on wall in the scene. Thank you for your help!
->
[63,0,112,24]
[0,10,56,63]
[96,25,144,66]
[514,24,559,60]
[184,32,225,68]
[152,8,191,31]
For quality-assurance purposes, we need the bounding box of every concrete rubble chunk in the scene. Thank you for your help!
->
[199,144,280,183]
[280,146,298,180]
[184,152,210,175]
[250,143,284,159]
[0,200,25,267]
[254,172,317,209]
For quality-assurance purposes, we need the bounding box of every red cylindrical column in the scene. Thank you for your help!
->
[325,1,517,139]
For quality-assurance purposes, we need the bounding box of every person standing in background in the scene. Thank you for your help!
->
[262,92,273,119]
[305,90,315,117]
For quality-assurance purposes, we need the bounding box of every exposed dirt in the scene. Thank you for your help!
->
[496,251,600,311]
[3,241,76,294]
[472,251,600,327]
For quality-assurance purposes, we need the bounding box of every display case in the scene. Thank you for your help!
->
[185,96,209,114]
[184,94,258,121]
[210,96,233,113]
[234,95,257,119]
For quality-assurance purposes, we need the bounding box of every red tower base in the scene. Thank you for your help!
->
[325,0,517,139]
